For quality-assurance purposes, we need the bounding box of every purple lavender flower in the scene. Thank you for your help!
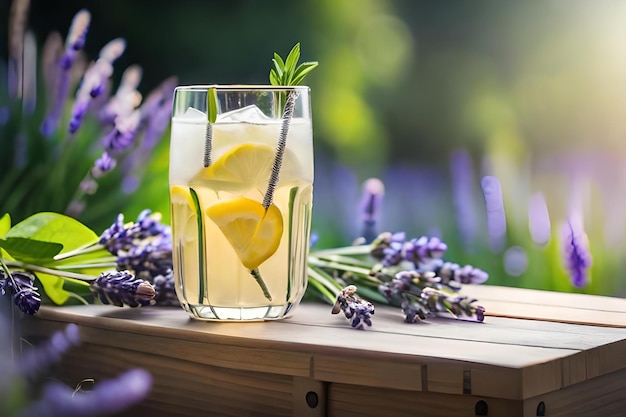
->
[17,323,81,378]
[152,270,179,306]
[480,176,507,252]
[22,31,37,115]
[90,270,155,307]
[0,270,41,315]
[358,178,385,243]
[332,285,374,330]
[401,298,428,323]
[7,0,29,98]
[18,368,153,417]
[433,260,489,285]
[101,110,141,153]
[91,151,116,178]
[378,269,416,300]
[370,231,406,267]
[403,236,447,265]
[528,192,551,247]
[563,219,592,288]
[99,65,143,124]
[120,78,177,194]
[99,210,170,253]
[69,100,89,133]
[69,38,126,134]
[419,288,485,322]
[99,210,173,280]
[79,177,98,194]
[475,305,486,322]
[450,149,479,250]
[41,9,91,136]
[116,240,173,281]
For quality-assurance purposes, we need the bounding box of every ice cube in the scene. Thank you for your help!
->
[216,105,272,124]
[177,106,207,121]
[170,107,208,184]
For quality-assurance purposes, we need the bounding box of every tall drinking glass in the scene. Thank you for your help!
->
[169,85,313,321]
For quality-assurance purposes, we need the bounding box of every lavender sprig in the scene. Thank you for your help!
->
[1,309,152,417]
[40,9,91,136]
[358,178,385,243]
[17,368,153,417]
[331,285,375,330]
[69,38,126,135]
[90,270,155,307]
[17,323,80,379]
[99,210,173,279]
[563,218,592,288]
[0,269,41,315]
[310,230,489,328]
[1,209,175,314]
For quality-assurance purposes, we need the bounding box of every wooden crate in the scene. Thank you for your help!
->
[21,285,626,417]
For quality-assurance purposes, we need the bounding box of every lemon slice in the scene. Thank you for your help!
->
[206,197,283,270]
[192,143,300,191]
[170,185,195,208]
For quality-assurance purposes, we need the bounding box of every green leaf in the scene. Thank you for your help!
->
[269,69,281,86]
[284,43,301,85]
[273,52,286,71]
[269,43,318,87]
[0,237,63,262]
[0,213,11,260]
[0,213,10,237]
[291,62,319,86]
[37,272,91,305]
[272,58,284,77]
[207,87,218,124]
[5,212,98,255]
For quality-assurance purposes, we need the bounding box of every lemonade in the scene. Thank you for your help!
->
[169,87,313,320]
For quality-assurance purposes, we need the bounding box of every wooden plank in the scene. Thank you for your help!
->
[522,368,626,417]
[22,285,626,401]
[470,365,522,400]
[25,319,313,377]
[463,285,626,328]
[585,339,626,378]
[426,363,464,395]
[479,300,626,328]
[313,354,423,391]
[24,310,581,400]
[53,343,294,417]
[327,383,522,417]
[560,351,587,386]
[290,306,625,351]
[464,285,626,313]
[29,305,584,371]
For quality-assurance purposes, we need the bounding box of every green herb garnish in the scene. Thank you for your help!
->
[269,43,318,87]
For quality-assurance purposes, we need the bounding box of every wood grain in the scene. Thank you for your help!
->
[20,286,626,416]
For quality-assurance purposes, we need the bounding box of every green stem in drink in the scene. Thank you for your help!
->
[250,268,272,301]
[189,188,206,304]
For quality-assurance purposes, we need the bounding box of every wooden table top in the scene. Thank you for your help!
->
[24,285,626,401]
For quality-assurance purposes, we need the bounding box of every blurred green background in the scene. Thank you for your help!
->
[2,0,626,297]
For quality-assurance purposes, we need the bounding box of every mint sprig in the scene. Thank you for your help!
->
[269,43,318,87]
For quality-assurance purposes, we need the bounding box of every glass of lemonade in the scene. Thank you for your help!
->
[169,85,313,321]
